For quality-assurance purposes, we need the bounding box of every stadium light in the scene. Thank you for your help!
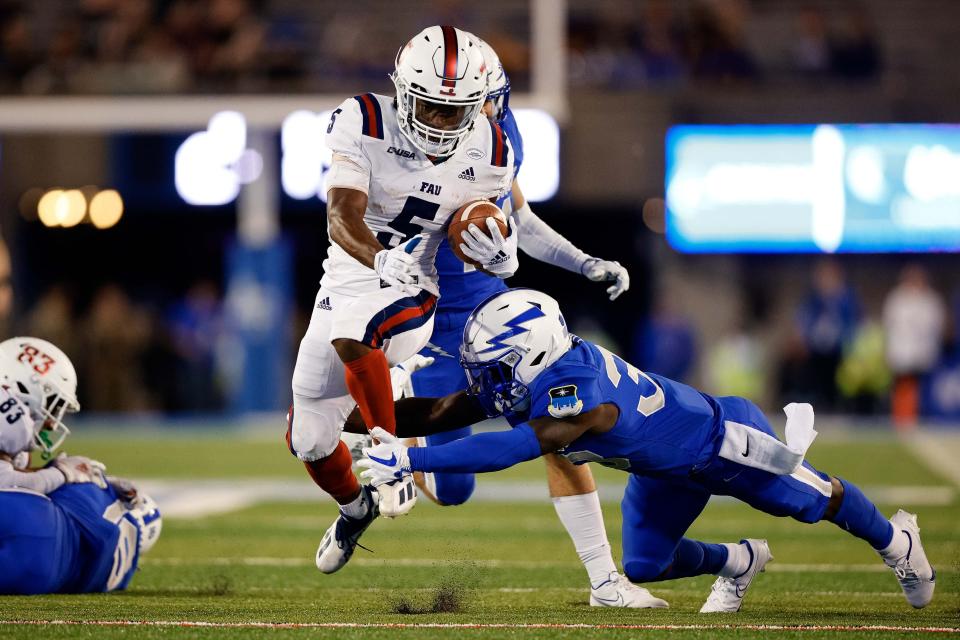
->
[281,110,332,201]
[90,189,124,229]
[175,111,255,206]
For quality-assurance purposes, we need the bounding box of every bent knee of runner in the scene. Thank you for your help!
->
[289,401,349,462]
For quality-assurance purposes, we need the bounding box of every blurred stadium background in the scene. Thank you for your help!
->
[3,0,960,426]
[2,0,960,633]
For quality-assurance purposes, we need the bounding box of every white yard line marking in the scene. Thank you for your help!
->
[906,433,960,489]
[143,557,955,573]
[1,620,957,633]
[141,479,954,519]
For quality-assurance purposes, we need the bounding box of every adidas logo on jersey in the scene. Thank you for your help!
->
[457,167,476,181]
[317,297,332,310]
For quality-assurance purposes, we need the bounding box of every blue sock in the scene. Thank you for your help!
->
[831,478,893,549]
[660,538,729,580]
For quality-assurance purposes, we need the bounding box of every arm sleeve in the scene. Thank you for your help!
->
[407,423,542,474]
[0,460,65,494]
[514,201,592,274]
[324,98,371,194]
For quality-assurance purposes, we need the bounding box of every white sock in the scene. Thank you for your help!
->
[552,492,618,587]
[339,488,369,519]
[879,527,909,561]
[718,542,750,578]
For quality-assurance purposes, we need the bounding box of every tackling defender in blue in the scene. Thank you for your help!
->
[358,288,936,612]
[388,35,649,607]
[410,36,630,507]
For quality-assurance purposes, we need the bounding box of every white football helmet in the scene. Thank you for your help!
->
[391,25,488,157]
[0,337,79,455]
[460,289,572,416]
[474,36,511,123]
[128,492,162,554]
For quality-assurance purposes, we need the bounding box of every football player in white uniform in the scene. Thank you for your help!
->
[287,25,515,574]
[0,337,107,492]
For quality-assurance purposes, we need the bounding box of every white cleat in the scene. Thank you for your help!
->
[700,539,773,613]
[590,572,669,608]
[315,484,379,574]
[883,510,936,609]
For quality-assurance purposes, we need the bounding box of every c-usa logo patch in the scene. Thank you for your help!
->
[547,385,583,418]
[466,147,485,160]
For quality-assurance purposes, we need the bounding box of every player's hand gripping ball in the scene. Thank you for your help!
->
[447,200,509,267]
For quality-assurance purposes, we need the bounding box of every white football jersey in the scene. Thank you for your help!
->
[321,92,514,297]
[0,386,35,457]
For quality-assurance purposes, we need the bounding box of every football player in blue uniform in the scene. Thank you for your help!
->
[400,36,649,607]
[0,481,161,594]
[358,288,936,612]
[0,336,162,594]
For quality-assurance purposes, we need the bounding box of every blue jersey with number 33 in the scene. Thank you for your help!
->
[510,337,726,478]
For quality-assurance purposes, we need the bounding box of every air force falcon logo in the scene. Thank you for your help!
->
[547,385,583,418]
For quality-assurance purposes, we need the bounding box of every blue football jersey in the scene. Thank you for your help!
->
[0,483,141,594]
[434,109,524,314]
[514,338,725,478]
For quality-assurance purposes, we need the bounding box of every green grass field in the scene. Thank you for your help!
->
[1,427,958,639]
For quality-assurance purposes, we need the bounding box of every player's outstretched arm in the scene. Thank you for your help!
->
[511,181,630,300]
[358,405,613,482]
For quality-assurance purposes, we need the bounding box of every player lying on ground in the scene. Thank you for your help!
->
[0,336,110,492]
[0,479,162,594]
[356,288,936,612]
[0,336,163,594]
[389,33,654,607]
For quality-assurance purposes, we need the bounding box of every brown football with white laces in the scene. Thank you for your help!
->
[447,200,509,267]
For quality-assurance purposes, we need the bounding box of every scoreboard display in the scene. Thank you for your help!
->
[666,124,960,253]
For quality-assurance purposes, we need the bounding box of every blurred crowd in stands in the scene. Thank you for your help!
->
[0,235,229,414]
[568,0,881,88]
[1,0,884,94]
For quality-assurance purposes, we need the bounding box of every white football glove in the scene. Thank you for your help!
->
[458,217,519,279]
[357,427,411,485]
[390,354,435,400]
[52,454,108,488]
[358,427,417,518]
[11,451,30,470]
[582,257,630,300]
[374,235,423,294]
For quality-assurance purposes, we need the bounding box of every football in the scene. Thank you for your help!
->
[447,200,509,266]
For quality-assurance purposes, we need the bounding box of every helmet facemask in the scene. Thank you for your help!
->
[31,375,79,455]
[487,82,510,124]
[461,348,530,417]
[392,72,485,157]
